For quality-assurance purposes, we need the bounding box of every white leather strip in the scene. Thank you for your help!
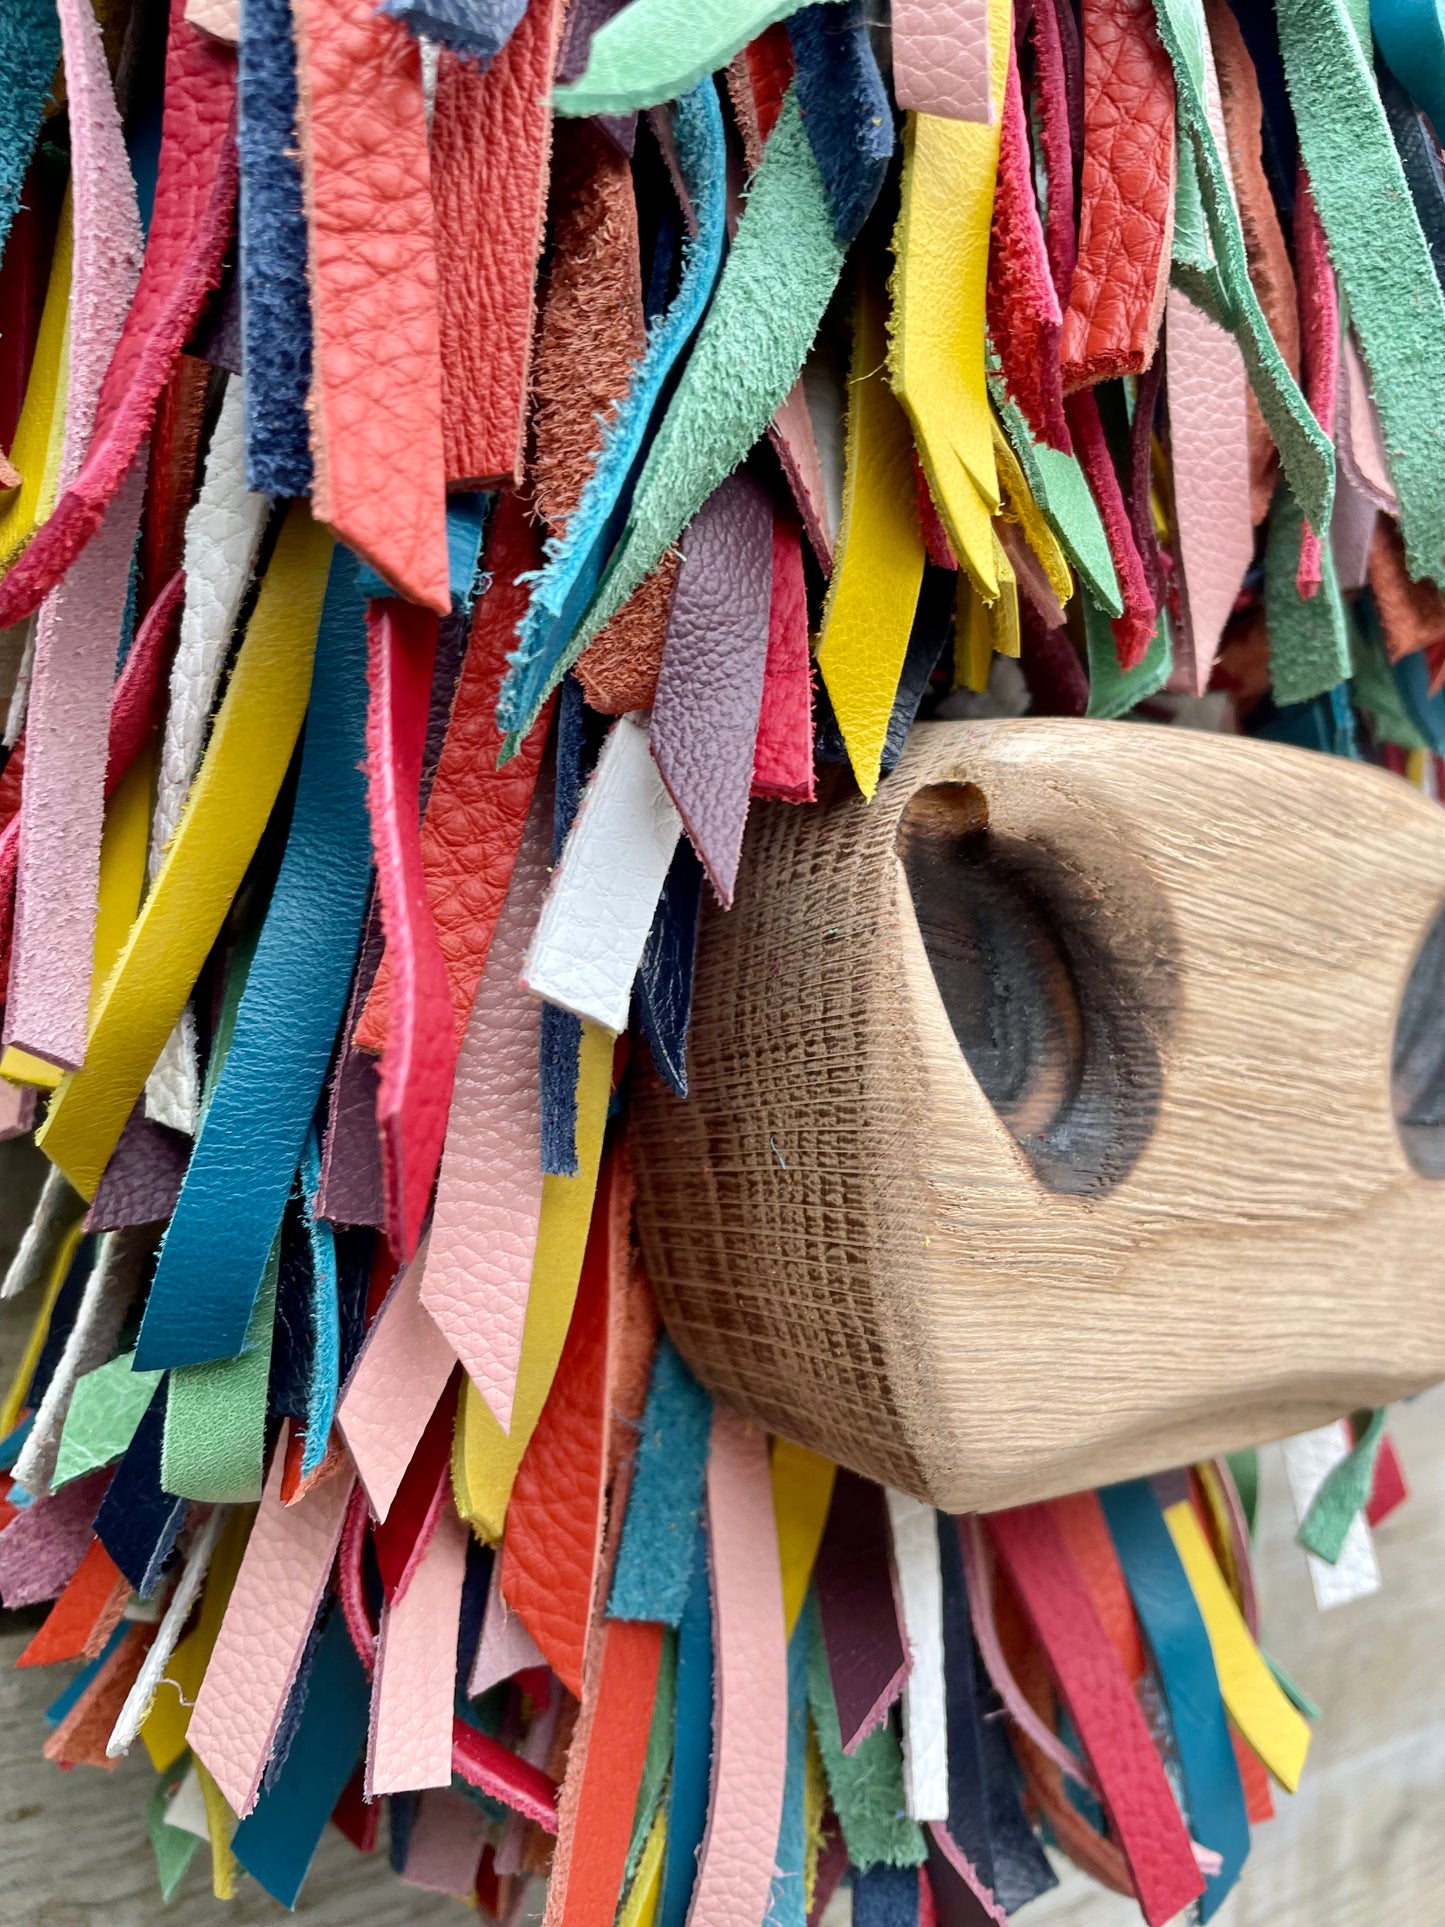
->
[107,1505,227,1758]
[185,0,240,41]
[1281,1426,1381,1612]
[523,713,682,1034]
[165,1763,212,1840]
[885,1488,950,1823]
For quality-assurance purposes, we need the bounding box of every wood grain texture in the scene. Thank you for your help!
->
[633,720,1445,1510]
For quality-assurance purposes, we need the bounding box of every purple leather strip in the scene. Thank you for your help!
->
[649,470,774,910]
[814,1468,911,1755]
[85,1099,191,1231]
[0,1470,110,1607]
[319,899,386,1229]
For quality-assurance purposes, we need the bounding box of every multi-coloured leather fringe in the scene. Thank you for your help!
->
[0,0,1431,1915]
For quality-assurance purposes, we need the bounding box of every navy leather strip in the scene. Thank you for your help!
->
[936,1514,995,1893]
[853,1865,920,1927]
[93,1384,187,1599]
[540,677,592,1176]
[788,1,894,245]
[636,838,704,1099]
[1099,1480,1251,1921]
[135,546,374,1370]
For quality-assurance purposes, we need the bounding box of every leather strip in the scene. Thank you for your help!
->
[0,0,238,632]
[291,0,449,611]
[1065,388,1155,669]
[107,1505,227,1760]
[751,510,815,804]
[188,0,240,37]
[17,1537,130,1668]
[137,1505,250,1773]
[651,471,774,906]
[298,1132,339,1477]
[885,1491,949,1824]
[45,1624,155,1769]
[771,1439,835,1641]
[1293,171,1339,597]
[399,1790,488,1900]
[1162,1499,1311,1793]
[657,1521,712,1927]
[365,598,452,1261]
[0,1469,108,1608]
[1028,0,1077,306]
[371,1372,456,1603]
[635,839,704,1098]
[985,1505,1204,1927]
[53,1350,161,1489]
[608,1333,712,1623]
[135,543,370,1369]
[0,0,60,262]
[0,1164,85,1301]
[817,280,927,800]
[815,1470,910,1753]
[988,33,1068,454]
[368,1503,468,1794]
[555,0,846,114]
[805,1590,925,1870]
[1281,1424,1381,1610]
[766,1616,811,1927]
[37,504,333,1197]
[892,0,990,121]
[94,1385,189,1596]
[996,388,1122,612]
[337,1241,454,1520]
[524,714,682,1033]
[160,1235,277,1500]
[1048,1492,1143,1681]
[0,194,71,578]
[470,1551,544,1696]
[432,1,563,489]
[0,1217,83,1436]
[787,3,893,246]
[139,357,211,613]
[452,1020,613,1540]
[1264,488,1350,704]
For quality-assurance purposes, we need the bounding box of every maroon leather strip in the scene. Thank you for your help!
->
[1028,0,1078,306]
[1127,350,1168,616]
[372,1372,458,1605]
[139,354,211,615]
[813,1469,910,1754]
[751,510,815,805]
[0,0,237,631]
[318,901,386,1228]
[1064,389,1156,668]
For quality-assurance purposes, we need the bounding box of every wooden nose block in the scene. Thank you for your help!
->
[631,720,1445,1510]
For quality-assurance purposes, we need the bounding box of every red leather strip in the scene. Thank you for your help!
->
[0,0,237,631]
[450,1718,561,1831]
[1048,1492,1145,1683]
[139,354,211,614]
[989,33,1069,453]
[1366,1431,1409,1527]
[746,24,795,145]
[432,0,564,490]
[293,0,448,612]
[1232,1725,1274,1824]
[1292,169,1338,596]
[356,491,552,1055]
[751,509,816,804]
[372,1371,459,1604]
[1064,389,1156,668]
[1028,0,1078,305]
[1059,0,1175,393]
[365,600,453,1262]
[500,1163,612,1700]
[16,1538,131,1667]
[986,1506,1203,1927]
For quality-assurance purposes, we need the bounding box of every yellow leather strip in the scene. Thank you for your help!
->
[1193,1461,1245,1610]
[0,1219,83,1434]
[1,745,153,1090]
[993,418,1074,606]
[955,580,993,692]
[0,191,73,571]
[771,1437,836,1639]
[990,532,1020,657]
[196,1758,238,1900]
[887,0,1009,590]
[618,1807,667,1927]
[140,1504,253,1771]
[815,280,926,800]
[454,1022,614,1540]
[802,1728,828,1914]
[37,506,333,1198]
[1165,1499,1311,1792]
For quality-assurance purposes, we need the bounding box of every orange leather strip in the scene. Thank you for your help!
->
[17,1538,131,1667]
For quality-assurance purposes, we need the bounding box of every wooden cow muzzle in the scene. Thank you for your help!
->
[631,720,1445,1511]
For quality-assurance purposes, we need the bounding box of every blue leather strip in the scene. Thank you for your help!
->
[238,0,314,495]
[637,838,704,1098]
[93,1384,187,1599]
[232,1604,371,1908]
[135,546,374,1370]
[607,1335,713,1624]
[379,0,528,59]
[496,80,728,744]
[853,1866,920,1927]
[45,1622,128,1726]
[0,0,61,262]
[788,1,894,245]
[977,1684,1059,1913]
[540,677,590,1176]
[1099,1480,1251,1921]
[764,1616,811,1927]
[300,1129,340,1477]
[659,1517,714,1927]
[936,1513,995,1893]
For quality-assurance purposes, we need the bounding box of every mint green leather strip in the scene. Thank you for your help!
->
[1297,1409,1386,1564]
[1085,598,1173,718]
[555,0,844,116]
[52,1352,164,1488]
[160,1238,278,1503]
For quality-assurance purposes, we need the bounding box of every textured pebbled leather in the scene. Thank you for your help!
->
[337,1242,455,1520]
[893,0,992,121]
[139,357,211,612]
[1048,1492,1143,1681]
[368,1502,468,1795]
[523,714,683,1034]
[885,1491,950,1824]
[431,0,562,489]
[650,471,775,908]
[1059,0,1175,390]
[188,1441,355,1818]
[291,0,449,611]
[419,780,548,1428]
[0,0,238,632]
[750,512,814,804]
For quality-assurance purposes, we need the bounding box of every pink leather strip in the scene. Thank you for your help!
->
[419,777,549,1429]
[750,510,815,805]
[337,1241,455,1520]
[186,0,239,39]
[1293,169,1338,597]
[892,0,993,121]
[292,0,448,611]
[689,1405,789,1927]
[470,1552,546,1698]
[188,1441,355,1818]
[368,1502,468,1796]
[1337,330,1397,515]
[0,0,237,631]
[451,1718,560,1830]
[402,1789,489,1896]
[366,600,454,1262]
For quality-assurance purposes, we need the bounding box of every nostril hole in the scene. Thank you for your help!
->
[897,782,1165,1195]
[1393,905,1445,1177]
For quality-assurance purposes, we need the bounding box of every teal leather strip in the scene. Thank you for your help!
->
[300,1129,340,1479]
[160,1236,278,1502]
[0,0,61,259]
[1372,0,1445,157]
[1085,598,1173,718]
[555,0,845,116]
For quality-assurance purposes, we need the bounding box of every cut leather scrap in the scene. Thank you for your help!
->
[1266,490,1351,705]
[0,0,238,632]
[338,1243,454,1521]
[453,1020,612,1541]
[817,281,927,800]
[772,1439,835,1640]
[0,194,72,575]
[37,504,333,1199]
[93,1386,188,1597]
[0,1218,84,1436]
[135,544,369,1369]
[161,1236,278,1502]
[787,3,893,246]
[1065,388,1156,669]
[291,0,448,611]
[554,0,846,115]
[498,82,726,743]
[635,839,704,1098]
[988,33,1068,452]
[52,1351,161,1488]
[892,0,991,121]
[0,1468,108,1608]
[1085,594,1172,716]
[18,1536,130,1668]
[815,1470,910,1754]
[885,1491,949,1824]
[752,512,815,803]
[656,1519,712,1927]
[431,1,563,490]
[1,1164,84,1302]
[1293,170,1340,596]
[107,1502,227,1760]
[806,1593,927,1870]
[993,388,1121,612]
[609,1334,713,1623]
[369,1503,468,1795]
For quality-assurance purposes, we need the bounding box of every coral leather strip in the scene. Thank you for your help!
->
[419,782,548,1426]
[134,544,370,1370]
[0,0,238,632]
[358,491,550,1055]
[337,1241,456,1521]
[524,715,682,1034]
[188,1441,355,1818]
[892,0,991,122]
[985,1506,1204,1927]
[17,1538,130,1668]
[432,2,563,489]
[291,0,449,612]
[1098,1483,1249,1921]
[1047,1492,1143,1682]
[365,599,453,1262]
[368,1504,468,1795]
[885,1491,949,1824]
[817,281,927,801]
[650,471,774,908]
[554,0,846,115]
[453,1020,612,1541]
[888,0,1008,596]
[37,505,333,1199]
[1059,0,1175,391]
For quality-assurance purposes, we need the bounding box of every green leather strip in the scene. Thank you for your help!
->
[1085,598,1173,718]
[1170,124,1227,326]
[160,1239,278,1503]
[994,387,1122,616]
[572,90,846,655]
[1265,492,1351,706]
[1151,0,1334,536]
[1298,1409,1387,1564]
[52,1353,164,1488]
[805,1595,925,1871]
[1351,617,1429,750]
[146,1767,201,1904]
[555,0,845,115]
[1276,0,1445,584]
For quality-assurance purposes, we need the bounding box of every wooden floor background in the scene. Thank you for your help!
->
[0,1140,1440,1924]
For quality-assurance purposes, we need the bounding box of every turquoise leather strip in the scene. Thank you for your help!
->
[1372,0,1445,157]
[0,0,61,259]
[555,0,845,116]
[300,1128,339,1478]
